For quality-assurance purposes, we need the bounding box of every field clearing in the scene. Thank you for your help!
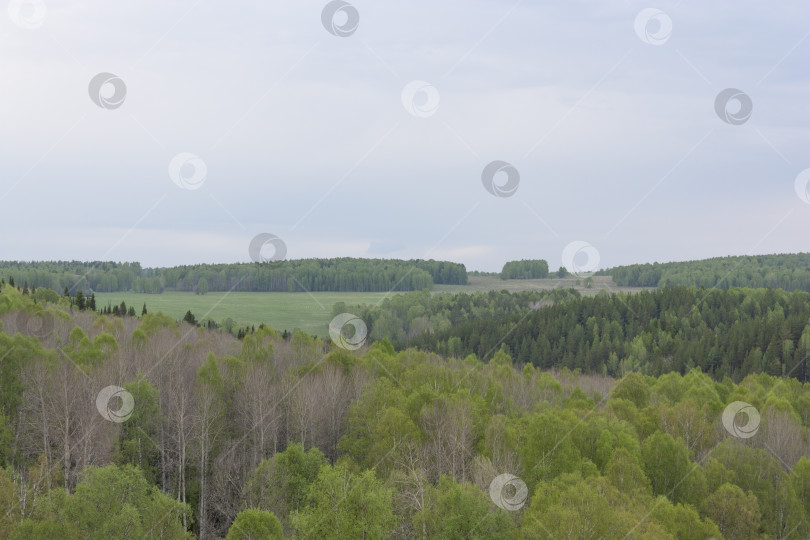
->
[94,291,392,336]
[96,276,650,336]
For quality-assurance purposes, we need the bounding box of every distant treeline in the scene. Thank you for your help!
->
[0,258,467,294]
[357,286,810,382]
[500,259,550,279]
[600,253,810,292]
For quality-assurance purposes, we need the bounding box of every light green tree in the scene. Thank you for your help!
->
[11,464,191,540]
[225,509,283,540]
[700,483,761,540]
[412,475,515,539]
[291,463,395,539]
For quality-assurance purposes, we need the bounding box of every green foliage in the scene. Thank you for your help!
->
[0,258,467,294]
[701,483,761,540]
[406,286,810,382]
[291,463,395,539]
[501,259,549,279]
[413,475,515,539]
[611,372,651,408]
[115,376,161,484]
[12,464,191,539]
[225,509,283,539]
[355,288,580,350]
[245,444,328,531]
[640,432,692,504]
[3,282,810,539]
[602,253,810,291]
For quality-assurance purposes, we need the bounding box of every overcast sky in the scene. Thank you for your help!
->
[1,0,808,272]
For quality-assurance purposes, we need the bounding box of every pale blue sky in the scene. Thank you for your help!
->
[1,0,808,271]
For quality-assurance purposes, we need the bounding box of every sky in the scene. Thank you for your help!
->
[1,0,808,272]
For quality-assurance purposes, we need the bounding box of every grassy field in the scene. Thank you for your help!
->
[96,276,649,336]
[94,291,392,336]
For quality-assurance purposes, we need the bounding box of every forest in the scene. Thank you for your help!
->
[352,286,810,382]
[0,281,809,538]
[0,258,468,294]
[601,253,810,292]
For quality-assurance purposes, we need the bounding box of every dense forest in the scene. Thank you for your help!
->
[0,258,467,294]
[352,287,810,383]
[1,282,809,539]
[601,253,810,292]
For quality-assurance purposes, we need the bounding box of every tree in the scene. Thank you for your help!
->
[412,475,515,539]
[11,464,191,540]
[605,447,651,496]
[700,483,761,540]
[640,432,691,504]
[196,278,209,296]
[225,509,283,540]
[651,497,721,540]
[183,310,197,326]
[292,463,395,539]
[116,376,162,485]
[245,444,327,531]
[612,372,650,408]
[521,473,623,539]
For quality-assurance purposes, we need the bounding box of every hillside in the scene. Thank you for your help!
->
[600,253,810,292]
